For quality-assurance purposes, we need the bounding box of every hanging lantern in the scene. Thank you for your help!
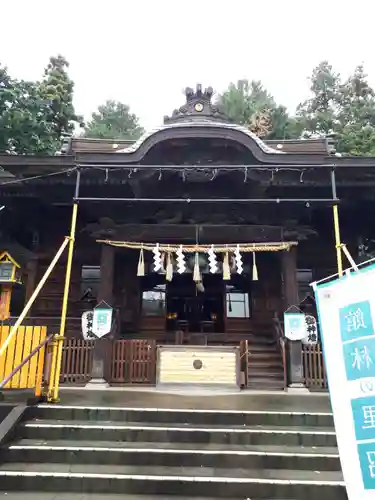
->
[252,251,259,281]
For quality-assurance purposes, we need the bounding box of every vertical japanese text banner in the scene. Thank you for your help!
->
[313,264,375,499]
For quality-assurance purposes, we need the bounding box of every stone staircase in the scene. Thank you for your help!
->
[0,402,347,499]
[247,334,286,390]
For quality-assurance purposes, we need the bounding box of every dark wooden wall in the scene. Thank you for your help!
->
[26,217,341,342]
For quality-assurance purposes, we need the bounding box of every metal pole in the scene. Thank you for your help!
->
[331,169,343,277]
[341,245,359,271]
[0,238,69,357]
[75,196,338,204]
[76,162,332,170]
[52,170,80,402]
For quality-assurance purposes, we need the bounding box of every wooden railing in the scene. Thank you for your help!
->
[272,313,287,389]
[0,325,49,395]
[302,343,328,390]
[60,338,94,384]
[2,316,82,338]
[110,340,156,384]
[58,338,156,385]
[239,340,249,388]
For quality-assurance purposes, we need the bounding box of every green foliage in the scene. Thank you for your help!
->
[297,61,341,137]
[85,100,144,140]
[0,55,82,155]
[336,66,375,156]
[217,79,300,140]
[2,55,375,157]
[297,62,375,156]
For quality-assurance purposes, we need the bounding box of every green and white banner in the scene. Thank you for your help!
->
[313,264,375,499]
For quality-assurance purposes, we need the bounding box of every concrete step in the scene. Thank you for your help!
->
[247,378,285,388]
[5,440,340,471]
[0,495,248,500]
[33,404,334,427]
[247,358,283,368]
[248,344,279,353]
[0,463,346,499]
[19,420,337,447]
[247,368,285,378]
[56,388,332,412]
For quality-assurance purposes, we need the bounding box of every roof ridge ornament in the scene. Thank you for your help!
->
[164,83,230,124]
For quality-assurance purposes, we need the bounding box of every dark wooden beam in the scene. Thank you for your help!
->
[281,248,305,389]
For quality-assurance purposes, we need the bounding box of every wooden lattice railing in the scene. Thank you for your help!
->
[60,338,94,384]
[110,339,156,384]
[302,344,328,390]
[59,338,156,385]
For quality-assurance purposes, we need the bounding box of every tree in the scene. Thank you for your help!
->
[0,55,82,155]
[296,61,375,155]
[85,100,144,140]
[297,61,341,137]
[38,55,84,153]
[336,65,375,156]
[217,79,299,140]
[0,64,14,152]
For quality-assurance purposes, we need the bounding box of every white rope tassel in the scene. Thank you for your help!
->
[137,248,145,276]
[166,253,173,281]
[193,252,201,282]
[252,251,259,281]
[223,252,231,280]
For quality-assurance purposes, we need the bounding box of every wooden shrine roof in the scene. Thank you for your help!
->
[62,136,334,156]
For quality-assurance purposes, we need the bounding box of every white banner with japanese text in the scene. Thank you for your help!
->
[313,264,375,499]
[92,305,113,338]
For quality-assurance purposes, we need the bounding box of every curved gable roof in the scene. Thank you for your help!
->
[116,84,285,162]
[116,121,284,156]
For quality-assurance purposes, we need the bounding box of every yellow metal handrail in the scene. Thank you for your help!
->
[0,201,79,403]
[0,334,53,390]
[0,238,69,357]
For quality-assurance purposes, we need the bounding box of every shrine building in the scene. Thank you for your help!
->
[0,84,373,392]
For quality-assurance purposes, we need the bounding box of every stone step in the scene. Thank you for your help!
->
[0,464,346,499]
[247,359,284,368]
[33,404,334,427]
[5,441,340,471]
[0,495,247,500]
[19,420,337,447]
[247,368,285,378]
[247,377,286,390]
[248,344,279,353]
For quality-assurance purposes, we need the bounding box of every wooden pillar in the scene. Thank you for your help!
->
[97,244,115,304]
[89,244,115,386]
[24,257,38,310]
[25,231,40,313]
[282,248,299,308]
[282,247,305,388]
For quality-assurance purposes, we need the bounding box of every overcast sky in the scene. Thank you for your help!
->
[1,0,374,130]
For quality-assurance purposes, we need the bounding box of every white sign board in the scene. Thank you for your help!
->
[92,306,113,339]
[284,312,306,340]
[313,264,375,499]
[81,310,94,340]
[301,315,319,345]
